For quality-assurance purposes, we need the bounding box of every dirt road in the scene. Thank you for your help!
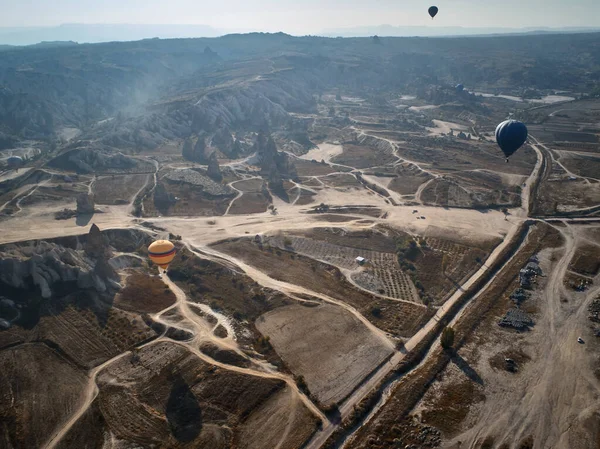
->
[448,224,600,448]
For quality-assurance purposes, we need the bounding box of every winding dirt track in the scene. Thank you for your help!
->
[44,271,325,449]
[11,129,557,449]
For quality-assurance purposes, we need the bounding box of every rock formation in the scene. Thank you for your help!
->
[207,152,223,182]
[182,135,210,163]
[76,193,95,215]
[0,241,119,299]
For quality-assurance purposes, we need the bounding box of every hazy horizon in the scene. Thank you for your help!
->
[1,0,599,33]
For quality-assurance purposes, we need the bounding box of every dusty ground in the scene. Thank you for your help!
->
[0,344,89,449]
[2,92,600,449]
[257,303,393,406]
[93,174,150,205]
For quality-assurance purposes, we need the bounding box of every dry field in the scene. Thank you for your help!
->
[388,164,433,196]
[568,243,600,277]
[142,181,233,217]
[257,303,393,406]
[347,223,564,449]
[267,234,418,302]
[213,238,433,338]
[320,173,363,190]
[228,179,271,214]
[396,139,536,176]
[421,170,521,209]
[332,143,396,169]
[295,159,343,176]
[558,153,600,179]
[534,179,600,215]
[80,341,319,449]
[228,192,270,214]
[93,174,150,205]
[115,272,177,314]
[0,344,88,449]
[18,183,89,207]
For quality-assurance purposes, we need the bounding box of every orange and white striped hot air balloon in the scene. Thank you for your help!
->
[148,240,176,273]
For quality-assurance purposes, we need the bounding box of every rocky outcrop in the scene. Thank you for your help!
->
[0,226,124,299]
[85,223,111,259]
[182,136,212,163]
[76,193,95,215]
[49,147,154,174]
[0,242,119,298]
[207,153,223,182]
[255,131,297,180]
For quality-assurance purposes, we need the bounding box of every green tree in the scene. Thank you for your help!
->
[440,326,455,351]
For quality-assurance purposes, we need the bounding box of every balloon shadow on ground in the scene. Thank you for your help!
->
[451,353,484,385]
[75,213,93,226]
[166,373,202,442]
[444,273,465,293]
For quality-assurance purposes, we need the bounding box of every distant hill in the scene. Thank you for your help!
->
[2,23,600,46]
[321,25,600,38]
[0,24,223,46]
[0,31,599,144]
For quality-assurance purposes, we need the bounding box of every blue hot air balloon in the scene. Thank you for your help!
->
[495,120,528,162]
[7,156,23,169]
[428,6,438,19]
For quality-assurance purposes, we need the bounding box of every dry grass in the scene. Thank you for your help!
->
[213,238,432,338]
[85,341,317,449]
[388,165,433,195]
[295,159,342,176]
[347,223,564,449]
[332,143,396,169]
[142,181,233,217]
[533,179,600,215]
[169,248,291,322]
[488,347,531,372]
[420,379,485,436]
[116,273,176,314]
[228,193,270,214]
[0,344,89,449]
[311,214,360,222]
[257,303,393,406]
[93,174,149,205]
[569,244,600,276]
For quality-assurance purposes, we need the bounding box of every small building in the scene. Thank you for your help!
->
[519,268,532,288]
[355,256,367,266]
[525,261,542,275]
[568,176,577,181]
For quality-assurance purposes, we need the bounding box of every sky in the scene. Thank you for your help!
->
[1,0,599,34]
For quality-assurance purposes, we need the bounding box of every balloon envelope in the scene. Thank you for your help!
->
[495,120,528,159]
[148,240,176,270]
[428,6,439,18]
[7,156,23,168]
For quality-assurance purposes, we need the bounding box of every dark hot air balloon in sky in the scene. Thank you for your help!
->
[428,6,439,19]
[7,156,23,169]
[495,120,528,162]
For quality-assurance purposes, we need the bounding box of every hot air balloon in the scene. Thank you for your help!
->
[148,240,176,273]
[495,120,528,162]
[428,6,439,19]
[7,156,23,170]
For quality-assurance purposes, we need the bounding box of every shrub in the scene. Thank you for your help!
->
[370,306,382,318]
[440,326,455,350]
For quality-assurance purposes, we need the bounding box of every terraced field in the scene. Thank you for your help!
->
[266,234,418,302]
